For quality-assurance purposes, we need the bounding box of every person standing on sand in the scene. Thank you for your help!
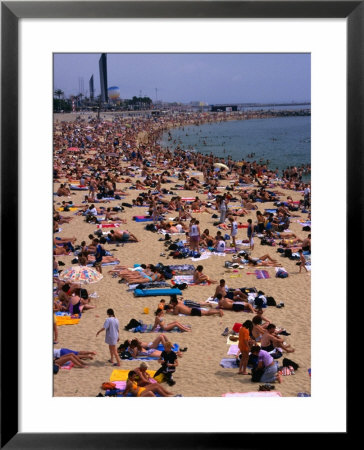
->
[237,320,254,375]
[96,308,121,366]
[247,218,255,251]
[219,194,228,224]
[228,215,238,250]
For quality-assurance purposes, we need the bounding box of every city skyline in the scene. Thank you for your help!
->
[54,53,311,104]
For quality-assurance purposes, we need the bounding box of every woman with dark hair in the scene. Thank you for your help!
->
[237,320,254,375]
[152,308,191,332]
[96,308,121,366]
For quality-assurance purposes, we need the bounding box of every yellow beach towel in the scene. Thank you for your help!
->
[55,316,80,326]
[110,369,164,383]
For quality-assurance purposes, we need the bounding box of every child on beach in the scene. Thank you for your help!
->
[298,249,308,273]
[153,341,179,386]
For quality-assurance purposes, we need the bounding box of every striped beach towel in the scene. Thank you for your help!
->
[255,269,270,279]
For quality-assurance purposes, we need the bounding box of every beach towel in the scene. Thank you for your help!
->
[265,209,277,214]
[275,267,289,278]
[220,358,239,369]
[110,370,158,382]
[255,269,270,279]
[55,314,81,326]
[60,361,74,370]
[159,230,185,236]
[127,282,171,291]
[172,275,209,286]
[96,223,120,228]
[70,185,88,190]
[131,323,190,333]
[190,252,211,261]
[57,207,78,212]
[134,288,182,297]
[168,264,196,275]
[222,392,282,397]
[133,215,163,222]
[227,345,239,356]
[87,260,120,267]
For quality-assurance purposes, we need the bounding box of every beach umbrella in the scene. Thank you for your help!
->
[59,266,103,285]
[67,147,80,152]
[214,162,229,171]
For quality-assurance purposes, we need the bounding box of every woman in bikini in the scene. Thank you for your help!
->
[122,371,174,397]
[152,308,191,332]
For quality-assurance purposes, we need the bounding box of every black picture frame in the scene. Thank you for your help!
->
[1,1,358,448]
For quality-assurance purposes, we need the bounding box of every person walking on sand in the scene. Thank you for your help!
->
[298,249,309,273]
[96,308,121,366]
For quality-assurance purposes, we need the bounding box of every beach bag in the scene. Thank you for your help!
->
[232,322,242,333]
[175,283,188,290]
[283,358,299,371]
[120,350,133,360]
[122,202,133,208]
[276,269,288,278]
[102,382,116,390]
[266,296,276,306]
[248,353,259,369]
[302,226,311,231]
[251,367,265,382]
[277,248,284,253]
[284,249,292,258]
[124,318,142,331]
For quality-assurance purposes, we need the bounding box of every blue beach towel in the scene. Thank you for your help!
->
[134,288,182,297]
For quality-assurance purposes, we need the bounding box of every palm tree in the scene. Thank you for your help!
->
[54,89,64,100]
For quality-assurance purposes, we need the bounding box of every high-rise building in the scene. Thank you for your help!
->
[99,53,108,103]
[89,75,95,101]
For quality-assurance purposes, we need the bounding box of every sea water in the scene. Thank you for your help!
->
[159,116,311,178]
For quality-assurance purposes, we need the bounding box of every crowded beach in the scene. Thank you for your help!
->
[53,110,311,398]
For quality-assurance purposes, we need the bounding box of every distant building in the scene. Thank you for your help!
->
[89,75,94,101]
[211,104,238,112]
[99,53,108,103]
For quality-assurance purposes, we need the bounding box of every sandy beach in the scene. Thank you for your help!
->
[53,112,311,398]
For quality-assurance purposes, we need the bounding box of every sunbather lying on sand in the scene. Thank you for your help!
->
[239,253,282,267]
[168,297,223,317]
[125,335,184,358]
[108,229,139,242]
[87,255,119,265]
[214,279,248,301]
[53,352,89,368]
[54,348,96,360]
[216,294,256,313]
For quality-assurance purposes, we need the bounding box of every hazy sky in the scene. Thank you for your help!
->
[54,53,310,104]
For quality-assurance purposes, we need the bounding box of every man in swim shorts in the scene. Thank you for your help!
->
[168,297,223,317]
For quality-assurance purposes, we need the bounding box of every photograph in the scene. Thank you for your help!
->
[52,52,311,398]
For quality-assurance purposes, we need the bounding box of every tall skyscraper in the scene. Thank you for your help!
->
[89,75,95,101]
[99,53,108,103]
